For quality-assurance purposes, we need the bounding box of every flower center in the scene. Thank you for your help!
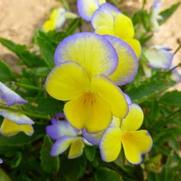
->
[82,92,96,105]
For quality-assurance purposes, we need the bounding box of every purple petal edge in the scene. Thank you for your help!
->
[104,35,138,86]
[54,32,118,76]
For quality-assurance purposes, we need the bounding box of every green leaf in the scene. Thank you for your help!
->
[0,128,43,152]
[40,136,60,173]
[0,37,45,67]
[126,72,174,103]
[10,152,22,168]
[160,91,181,107]
[159,2,180,24]
[94,167,122,181]
[0,60,14,81]
[65,18,81,36]
[60,156,87,181]
[84,146,96,162]
[0,169,11,181]
[23,96,63,119]
[35,31,56,68]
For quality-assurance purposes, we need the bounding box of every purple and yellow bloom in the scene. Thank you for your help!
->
[100,104,153,164]
[46,118,85,159]
[144,46,173,70]
[0,81,34,137]
[43,7,77,32]
[91,3,141,57]
[77,0,106,21]
[45,32,130,132]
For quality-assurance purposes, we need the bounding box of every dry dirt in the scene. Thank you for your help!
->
[0,0,180,88]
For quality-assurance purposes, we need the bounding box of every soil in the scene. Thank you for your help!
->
[0,0,180,88]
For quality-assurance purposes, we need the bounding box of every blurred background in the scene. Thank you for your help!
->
[0,0,180,88]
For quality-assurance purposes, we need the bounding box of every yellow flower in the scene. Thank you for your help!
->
[0,81,34,137]
[91,3,141,57]
[43,7,77,32]
[100,104,152,164]
[46,62,128,133]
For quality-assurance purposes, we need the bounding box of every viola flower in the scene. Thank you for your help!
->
[0,81,34,137]
[100,104,153,164]
[46,33,129,132]
[46,118,85,159]
[54,32,138,86]
[43,7,77,32]
[144,46,173,70]
[46,62,128,132]
[77,0,106,21]
[91,3,141,57]
[151,0,163,31]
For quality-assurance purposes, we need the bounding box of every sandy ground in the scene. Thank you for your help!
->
[0,0,180,88]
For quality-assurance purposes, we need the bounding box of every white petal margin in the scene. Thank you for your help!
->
[0,82,27,106]
[99,127,122,162]
[51,136,76,156]
[0,109,34,125]
[144,46,173,69]
[46,120,78,140]
[77,0,106,21]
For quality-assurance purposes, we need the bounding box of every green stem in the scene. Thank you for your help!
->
[16,82,42,91]
[0,104,50,120]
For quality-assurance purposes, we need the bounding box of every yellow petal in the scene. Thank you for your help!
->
[54,33,118,77]
[64,93,112,132]
[92,76,128,119]
[121,104,144,131]
[42,20,56,32]
[100,127,122,162]
[106,36,138,85]
[114,14,135,39]
[68,137,85,159]
[121,130,153,164]
[45,62,90,101]
[0,119,34,137]
[124,38,142,58]
[95,26,114,35]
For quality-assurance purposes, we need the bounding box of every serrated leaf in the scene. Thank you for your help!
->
[159,2,180,24]
[35,31,55,68]
[0,60,14,82]
[94,167,122,181]
[0,37,45,67]
[40,136,60,173]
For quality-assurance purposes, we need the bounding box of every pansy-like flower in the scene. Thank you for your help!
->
[46,117,85,159]
[144,46,173,70]
[77,0,106,21]
[54,32,138,86]
[43,7,77,32]
[91,3,141,57]
[0,82,34,137]
[151,0,163,31]
[45,33,129,132]
[100,104,153,164]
